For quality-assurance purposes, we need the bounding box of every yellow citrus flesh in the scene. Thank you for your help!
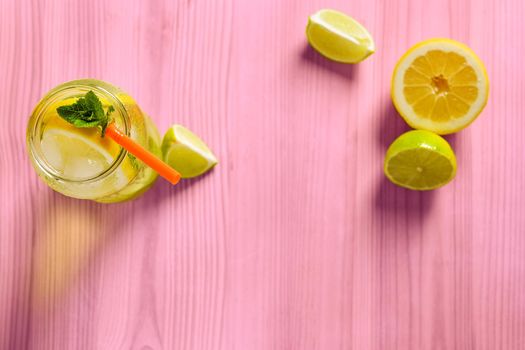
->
[392,38,489,134]
[41,99,123,177]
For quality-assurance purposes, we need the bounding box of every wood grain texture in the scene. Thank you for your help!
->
[1,0,525,349]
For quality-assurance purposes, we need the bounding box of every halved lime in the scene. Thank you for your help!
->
[384,130,457,190]
[161,125,218,178]
[306,9,375,63]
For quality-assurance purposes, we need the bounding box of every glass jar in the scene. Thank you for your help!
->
[26,79,160,203]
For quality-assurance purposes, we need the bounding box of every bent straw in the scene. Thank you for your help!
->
[105,123,181,185]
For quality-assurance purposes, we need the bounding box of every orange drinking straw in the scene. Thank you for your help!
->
[105,123,181,185]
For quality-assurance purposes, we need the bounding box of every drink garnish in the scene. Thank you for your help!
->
[56,91,114,136]
[56,91,181,185]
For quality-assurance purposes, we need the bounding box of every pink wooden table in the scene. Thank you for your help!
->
[1,0,525,349]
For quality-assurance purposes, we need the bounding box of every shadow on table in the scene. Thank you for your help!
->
[300,43,359,81]
[30,174,208,307]
[376,97,411,150]
[374,174,435,221]
[1,171,213,346]
[444,132,460,152]
[374,95,437,222]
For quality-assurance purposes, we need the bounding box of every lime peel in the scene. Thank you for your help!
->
[306,9,375,64]
[384,130,457,190]
[161,125,218,179]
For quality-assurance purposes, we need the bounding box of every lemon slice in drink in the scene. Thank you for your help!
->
[392,38,489,134]
[384,130,457,190]
[40,127,134,188]
[162,125,218,178]
[41,128,114,179]
[306,9,375,63]
[38,96,156,202]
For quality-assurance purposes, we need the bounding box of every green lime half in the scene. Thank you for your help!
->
[162,125,218,179]
[384,130,457,190]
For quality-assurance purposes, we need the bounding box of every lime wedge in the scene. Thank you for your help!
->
[306,9,375,63]
[161,125,218,178]
[384,130,457,190]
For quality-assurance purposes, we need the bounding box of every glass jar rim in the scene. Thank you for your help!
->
[27,80,130,184]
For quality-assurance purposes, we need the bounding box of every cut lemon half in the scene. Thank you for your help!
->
[162,125,218,179]
[306,9,375,63]
[392,38,489,134]
[384,130,457,190]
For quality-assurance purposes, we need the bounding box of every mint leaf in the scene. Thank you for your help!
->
[56,91,114,136]
[128,153,140,170]
[85,90,105,121]
[102,106,115,136]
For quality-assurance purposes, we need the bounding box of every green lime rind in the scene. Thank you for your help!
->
[306,9,375,64]
[384,130,457,191]
[161,125,218,179]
